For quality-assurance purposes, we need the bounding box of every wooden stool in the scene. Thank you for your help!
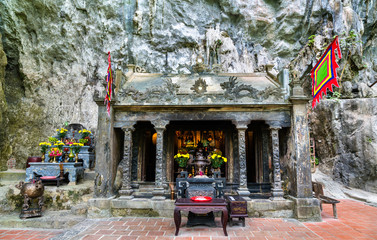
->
[225,195,248,227]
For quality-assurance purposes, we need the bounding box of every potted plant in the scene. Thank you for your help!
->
[79,129,92,146]
[210,149,227,172]
[56,128,68,141]
[70,142,84,163]
[39,142,51,162]
[174,148,190,172]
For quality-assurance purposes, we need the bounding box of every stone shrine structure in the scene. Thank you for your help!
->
[90,64,320,221]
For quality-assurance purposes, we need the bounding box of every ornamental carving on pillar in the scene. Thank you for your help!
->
[119,126,135,194]
[270,127,282,189]
[238,129,247,188]
[152,120,169,189]
[155,129,164,188]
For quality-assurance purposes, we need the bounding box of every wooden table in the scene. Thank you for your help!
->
[174,198,228,236]
[40,177,65,187]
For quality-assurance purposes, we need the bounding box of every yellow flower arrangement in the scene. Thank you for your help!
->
[56,128,68,139]
[54,140,65,151]
[79,129,92,138]
[39,142,51,154]
[210,152,227,168]
[70,142,84,154]
[174,153,190,168]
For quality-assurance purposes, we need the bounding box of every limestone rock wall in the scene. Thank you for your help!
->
[0,34,10,170]
[311,99,377,193]
[0,0,376,184]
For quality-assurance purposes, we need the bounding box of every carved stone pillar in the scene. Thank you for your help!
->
[234,122,251,200]
[119,123,135,199]
[289,87,321,221]
[270,126,284,200]
[152,120,169,200]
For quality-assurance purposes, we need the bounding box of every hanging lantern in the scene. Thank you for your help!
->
[152,132,157,145]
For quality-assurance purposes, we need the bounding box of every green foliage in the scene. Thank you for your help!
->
[366,137,374,143]
[339,30,361,53]
[311,156,319,165]
[328,91,342,100]
[308,35,316,47]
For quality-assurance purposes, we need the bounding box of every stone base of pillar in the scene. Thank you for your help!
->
[119,188,133,196]
[288,196,321,222]
[237,188,251,201]
[270,188,285,201]
[152,188,166,200]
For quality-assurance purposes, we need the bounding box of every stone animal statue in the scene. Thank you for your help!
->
[15,180,44,210]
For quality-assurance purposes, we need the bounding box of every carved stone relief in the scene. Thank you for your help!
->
[237,128,248,188]
[151,120,169,190]
[191,77,208,94]
[119,78,179,103]
[270,126,284,198]
[119,126,134,196]
[118,76,284,104]
[154,129,164,189]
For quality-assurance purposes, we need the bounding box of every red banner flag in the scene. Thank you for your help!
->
[104,51,113,117]
[311,36,342,108]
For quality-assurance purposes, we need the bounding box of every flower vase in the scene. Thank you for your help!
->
[68,148,75,161]
[41,154,45,162]
[53,156,57,163]
[75,153,79,163]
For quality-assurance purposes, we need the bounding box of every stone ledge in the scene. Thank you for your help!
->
[0,211,85,229]
[248,198,294,218]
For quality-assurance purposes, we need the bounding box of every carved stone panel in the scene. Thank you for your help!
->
[270,126,284,199]
[152,120,169,191]
[237,128,248,189]
[119,125,135,196]
[117,76,285,105]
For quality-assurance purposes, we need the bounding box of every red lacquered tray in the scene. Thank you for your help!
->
[191,196,212,202]
[40,176,56,180]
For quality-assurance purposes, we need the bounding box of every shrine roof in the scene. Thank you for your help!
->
[115,69,290,106]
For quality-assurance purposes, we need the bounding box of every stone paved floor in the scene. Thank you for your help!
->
[0,199,375,240]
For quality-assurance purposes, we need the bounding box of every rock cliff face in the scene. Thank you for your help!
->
[0,0,376,189]
[311,99,377,193]
[0,34,10,170]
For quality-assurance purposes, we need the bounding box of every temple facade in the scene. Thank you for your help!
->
[91,64,321,221]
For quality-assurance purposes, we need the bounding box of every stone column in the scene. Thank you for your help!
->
[269,125,284,200]
[93,99,114,198]
[288,76,321,221]
[234,121,251,200]
[119,123,135,199]
[152,120,169,200]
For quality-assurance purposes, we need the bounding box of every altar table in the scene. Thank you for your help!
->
[26,162,84,185]
[174,198,228,236]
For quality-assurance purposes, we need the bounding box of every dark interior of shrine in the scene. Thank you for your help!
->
[112,120,290,195]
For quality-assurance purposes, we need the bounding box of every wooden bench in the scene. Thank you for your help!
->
[312,182,340,218]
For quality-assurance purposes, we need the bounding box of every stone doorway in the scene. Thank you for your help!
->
[168,120,232,182]
[132,122,156,182]
[246,122,271,193]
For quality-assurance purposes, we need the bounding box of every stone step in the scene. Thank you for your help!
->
[0,170,26,182]
[133,191,154,198]
[84,170,96,180]
[0,210,86,229]
[247,183,271,193]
